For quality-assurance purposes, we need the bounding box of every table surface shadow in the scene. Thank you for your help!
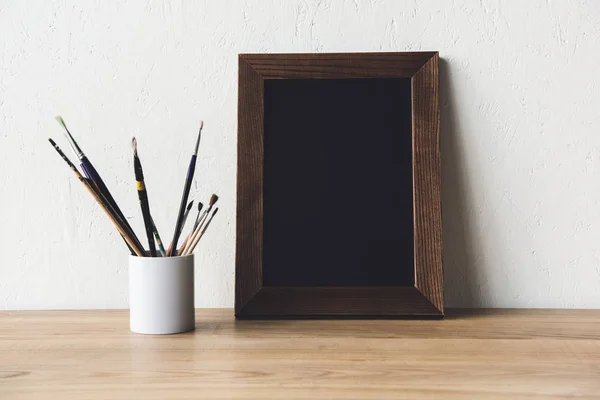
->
[1,308,599,400]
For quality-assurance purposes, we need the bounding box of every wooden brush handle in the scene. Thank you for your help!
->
[178,227,199,256]
[178,232,193,255]
[179,212,208,256]
[186,208,218,255]
[80,178,145,256]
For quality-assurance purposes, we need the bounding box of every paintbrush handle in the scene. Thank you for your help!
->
[178,226,198,256]
[151,218,166,256]
[168,204,193,255]
[89,180,147,254]
[178,222,197,255]
[48,138,137,256]
[186,208,218,255]
[80,178,145,256]
[170,212,191,255]
[80,156,143,250]
[193,208,208,232]
[179,209,208,256]
[87,179,147,255]
[134,156,157,257]
[178,236,190,255]
[178,226,199,256]
[167,155,197,256]
[136,182,157,257]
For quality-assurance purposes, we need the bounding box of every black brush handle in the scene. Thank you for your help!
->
[85,177,146,255]
[80,161,136,255]
[168,155,197,256]
[81,156,145,255]
[49,137,137,255]
[136,185,157,257]
[134,156,157,257]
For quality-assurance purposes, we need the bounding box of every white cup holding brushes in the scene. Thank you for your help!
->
[49,117,218,334]
[129,254,195,334]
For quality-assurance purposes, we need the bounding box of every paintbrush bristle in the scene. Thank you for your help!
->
[132,137,138,157]
[193,121,204,155]
[55,116,67,129]
[209,194,218,207]
[198,202,203,211]
[186,200,194,211]
[55,115,84,158]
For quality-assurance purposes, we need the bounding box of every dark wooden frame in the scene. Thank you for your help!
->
[236,52,442,318]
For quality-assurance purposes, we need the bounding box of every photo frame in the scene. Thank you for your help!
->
[236,52,442,317]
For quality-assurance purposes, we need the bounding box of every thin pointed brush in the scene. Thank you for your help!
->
[48,139,145,256]
[192,201,204,231]
[186,207,219,255]
[179,194,217,256]
[179,201,203,253]
[181,200,194,233]
[196,195,217,232]
[179,194,217,255]
[132,137,157,257]
[55,116,144,254]
[167,121,203,256]
[167,200,194,256]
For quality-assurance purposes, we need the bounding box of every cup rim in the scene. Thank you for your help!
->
[129,253,194,260]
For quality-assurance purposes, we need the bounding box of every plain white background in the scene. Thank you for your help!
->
[1,0,599,310]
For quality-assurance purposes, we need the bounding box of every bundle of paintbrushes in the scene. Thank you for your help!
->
[49,117,219,257]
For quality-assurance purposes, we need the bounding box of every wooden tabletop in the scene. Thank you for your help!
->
[1,309,599,399]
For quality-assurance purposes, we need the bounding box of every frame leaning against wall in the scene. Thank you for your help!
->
[236,52,442,318]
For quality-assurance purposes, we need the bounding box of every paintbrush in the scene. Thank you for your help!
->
[182,200,194,233]
[179,202,203,252]
[197,195,218,230]
[185,207,218,255]
[179,194,217,255]
[80,177,146,256]
[55,116,143,254]
[167,200,194,256]
[167,121,203,256]
[132,137,157,257]
[48,138,145,256]
[192,202,204,231]
[151,217,166,256]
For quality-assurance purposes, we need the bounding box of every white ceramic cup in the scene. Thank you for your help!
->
[129,254,195,334]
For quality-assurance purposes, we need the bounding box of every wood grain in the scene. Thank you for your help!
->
[241,52,436,79]
[412,53,443,312]
[1,309,599,399]
[241,287,442,317]
[236,55,264,313]
[236,52,443,317]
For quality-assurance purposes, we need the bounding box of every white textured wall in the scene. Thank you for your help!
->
[1,0,599,310]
